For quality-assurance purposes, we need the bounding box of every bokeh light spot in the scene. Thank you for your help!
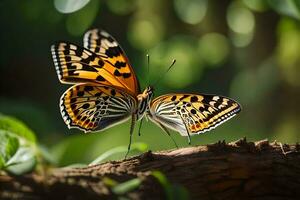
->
[107,0,136,15]
[230,31,254,47]
[174,0,208,25]
[277,18,300,87]
[149,36,203,89]
[198,33,230,66]
[128,16,164,50]
[227,3,255,34]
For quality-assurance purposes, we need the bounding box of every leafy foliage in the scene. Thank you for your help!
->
[54,0,90,13]
[0,114,36,143]
[0,114,37,174]
[0,131,19,169]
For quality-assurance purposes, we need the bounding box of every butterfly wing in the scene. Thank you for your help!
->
[60,83,137,132]
[148,94,241,136]
[51,41,138,96]
[84,29,140,93]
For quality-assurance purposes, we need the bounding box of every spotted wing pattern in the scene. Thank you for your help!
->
[83,29,139,94]
[51,42,138,96]
[149,94,241,136]
[60,83,136,132]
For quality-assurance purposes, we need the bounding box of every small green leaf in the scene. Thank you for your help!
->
[6,146,35,166]
[5,146,36,175]
[89,143,148,165]
[0,131,19,168]
[112,178,142,195]
[268,0,300,19]
[54,0,90,14]
[0,114,36,143]
[0,114,37,174]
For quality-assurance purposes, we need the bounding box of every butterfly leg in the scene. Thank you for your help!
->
[179,115,192,145]
[138,118,144,136]
[157,122,178,149]
[125,114,136,159]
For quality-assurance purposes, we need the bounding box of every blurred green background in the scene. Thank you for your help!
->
[1,0,300,166]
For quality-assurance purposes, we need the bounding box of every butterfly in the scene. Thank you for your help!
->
[51,29,241,157]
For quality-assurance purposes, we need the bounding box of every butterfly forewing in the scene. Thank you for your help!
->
[83,29,140,94]
[51,42,138,96]
[60,83,136,132]
[149,94,241,136]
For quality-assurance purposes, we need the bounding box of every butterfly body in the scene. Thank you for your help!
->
[51,29,241,152]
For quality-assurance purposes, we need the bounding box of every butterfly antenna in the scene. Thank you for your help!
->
[153,59,176,87]
[146,54,150,86]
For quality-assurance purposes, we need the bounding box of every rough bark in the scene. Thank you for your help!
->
[1,138,300,200]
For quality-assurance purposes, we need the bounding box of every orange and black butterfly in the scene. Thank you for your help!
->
[51,29,241,156]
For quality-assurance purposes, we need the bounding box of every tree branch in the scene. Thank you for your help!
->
[1,138,300,200]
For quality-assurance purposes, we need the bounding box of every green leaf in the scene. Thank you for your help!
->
[54,0,90,14]
[5,147,36,175]
[112,178,142,195]
[0,131,19,168]
[0,114,37,174]
[89,143,148,165]
[0,114,36,143]
[268,0,300,19]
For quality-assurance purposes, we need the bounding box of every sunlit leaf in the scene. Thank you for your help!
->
[242,0,269,12]
[268,0,300,19]
[5,146,36,175]
[0,114,36,143]
[0,131,19,169]
[0,114,37,174]
[54,0,90,14]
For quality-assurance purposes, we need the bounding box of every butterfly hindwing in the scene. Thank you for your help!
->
[83,29,140,94]
[51,42,138,95]
[60,83,137,132]
[149,94,241,136]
